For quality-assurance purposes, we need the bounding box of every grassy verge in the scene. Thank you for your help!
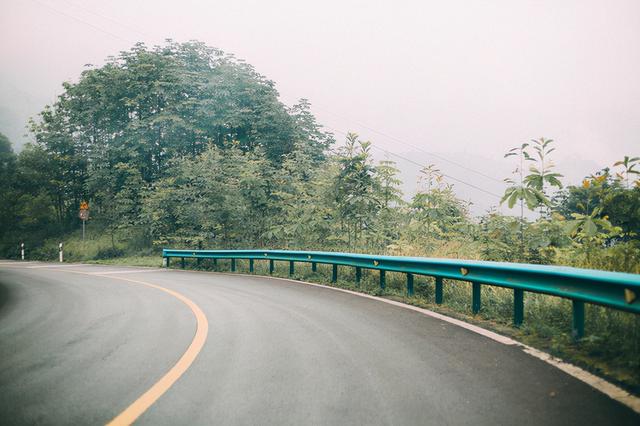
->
[87,256,162,267]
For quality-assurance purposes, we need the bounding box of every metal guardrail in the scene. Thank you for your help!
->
[163,249,640,340]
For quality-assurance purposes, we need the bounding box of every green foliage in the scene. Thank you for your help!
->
[408,164,470,241]
[523,138,563,195]
[502,139,559,212]
[0,132,18,249]
[613,155,640,189]
[333,133,382,248]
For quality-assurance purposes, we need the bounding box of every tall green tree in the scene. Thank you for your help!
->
[0,132,18,253]
[613,155,640,189]
[501,142,548,247]
[334,133,381,248]
[524,137,563,214]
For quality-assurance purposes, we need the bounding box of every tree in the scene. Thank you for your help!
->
[613,155,640,189]
[0,132,18,254]
[24,40,334,248]
[410,165,469,240]
[523,137,563,214]
[501,142,548,247]
[333,133,381,248]
[288,99,335,164]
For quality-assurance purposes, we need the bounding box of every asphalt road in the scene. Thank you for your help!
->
[0,261,638,425]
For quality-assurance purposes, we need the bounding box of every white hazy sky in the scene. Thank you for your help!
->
[1,0,639,213]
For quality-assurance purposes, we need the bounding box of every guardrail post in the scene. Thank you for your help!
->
[165,257,170,267]
[231,258,236,272]
[181,257,185,269]
[311,262,317,272]
[407,273,414,296]
[472,282,481,314]
[513,289,524,327]
[289,261,295,277]
[196,257,201,267]
[249,259,254,273]
[269,259,274,274]
[379,270,386,290]
[435,277,443,304]
[572,300,585,341]
[355,267,362,286]
[213,258,217,267]
[332,264,338,283]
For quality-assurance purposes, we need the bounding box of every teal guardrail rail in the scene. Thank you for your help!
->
[162,249,640,340]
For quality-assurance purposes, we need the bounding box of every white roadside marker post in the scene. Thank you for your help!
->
[21,243,24,260]
[59,243,63,263]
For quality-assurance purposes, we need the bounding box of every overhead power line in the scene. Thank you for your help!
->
[59,0,154,40]
[31,0,132,43]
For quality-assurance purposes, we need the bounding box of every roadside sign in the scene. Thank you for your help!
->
[79,201,89,220]
[79,201,89,240]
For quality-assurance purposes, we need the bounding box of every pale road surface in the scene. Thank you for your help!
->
[0,261,638,425]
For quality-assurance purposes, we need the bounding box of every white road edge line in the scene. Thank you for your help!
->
[168,268,640,415]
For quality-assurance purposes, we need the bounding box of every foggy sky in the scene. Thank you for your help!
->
[1,0,639,214]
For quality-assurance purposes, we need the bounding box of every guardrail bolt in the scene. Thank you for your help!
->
[472,282,481,314]
[435,277,443,304]
[407,273,414,297]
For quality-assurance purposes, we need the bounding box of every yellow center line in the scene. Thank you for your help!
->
[50,268,209,425]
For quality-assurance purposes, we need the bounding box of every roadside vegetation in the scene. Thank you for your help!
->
[0,41,638,392]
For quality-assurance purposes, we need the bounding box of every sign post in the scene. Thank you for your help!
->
[79,201,90,241]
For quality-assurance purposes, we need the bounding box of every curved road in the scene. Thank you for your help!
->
[0,261,638,425]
